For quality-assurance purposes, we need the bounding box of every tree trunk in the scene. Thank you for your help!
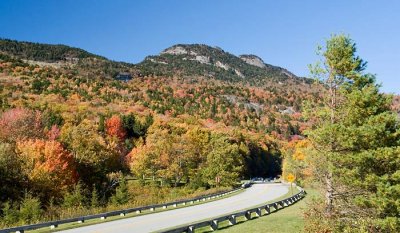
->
[326,75,336,215]
[325,171,334,214]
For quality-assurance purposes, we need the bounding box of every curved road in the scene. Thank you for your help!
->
[60,183,289,233]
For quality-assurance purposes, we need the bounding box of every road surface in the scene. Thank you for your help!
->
[60,183,289,233]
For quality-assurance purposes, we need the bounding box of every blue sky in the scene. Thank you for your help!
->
[0,0,399,93]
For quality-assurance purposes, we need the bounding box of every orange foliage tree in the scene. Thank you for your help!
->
[16,139,77,198]
[105,115,126,140]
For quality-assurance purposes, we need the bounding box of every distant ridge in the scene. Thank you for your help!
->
[0,38,308,84]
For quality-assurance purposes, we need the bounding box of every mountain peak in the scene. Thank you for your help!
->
[160,44,224,56]
[161,45,189,55]
[139,43,303,82]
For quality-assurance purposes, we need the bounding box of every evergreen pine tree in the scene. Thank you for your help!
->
[305,34,400,232]
[111,177,129,205]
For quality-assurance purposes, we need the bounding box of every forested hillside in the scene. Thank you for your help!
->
[0,38,103,61]
[0,38,322,227]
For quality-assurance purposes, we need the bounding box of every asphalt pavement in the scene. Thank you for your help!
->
[60,183,289,233]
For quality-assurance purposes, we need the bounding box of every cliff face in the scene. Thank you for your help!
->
[239,54,266,68]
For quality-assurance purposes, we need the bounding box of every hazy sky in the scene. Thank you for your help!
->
[0,0,399,93]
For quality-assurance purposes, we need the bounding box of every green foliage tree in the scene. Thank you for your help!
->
[90,185,99,208]
[202,134,243,187]
[98,115,105,132]
[41,108,64,129]
[62,183,85,208]
[19,192,42,224]
[31,78,50,94]
[307,34,366,213]
[110,177,129,205]
[1,201,19,226]
[122,113,153,138]
[305,34,400,232]
[0,143,24,204]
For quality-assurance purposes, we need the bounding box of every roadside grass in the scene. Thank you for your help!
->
[26,188,245,233]
[185,187,318,233]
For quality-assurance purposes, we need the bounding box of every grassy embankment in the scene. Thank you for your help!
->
[192,187,318,233]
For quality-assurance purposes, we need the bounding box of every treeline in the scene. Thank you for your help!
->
[0,38,103,62]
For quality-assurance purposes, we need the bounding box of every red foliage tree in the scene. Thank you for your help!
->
[47,124,61,140]
[0,108,43,142]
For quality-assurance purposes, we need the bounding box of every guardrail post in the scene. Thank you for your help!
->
[163,205,167,209]
[120,212,126,216]
[244,211,251,220]
[16,230,24,233]
[150,207,155,211]
[173,203,177,207]
[265,205,270,214]
[188,225,195,233]
[280,201,285,208]
[136,210,141,214]
[78,218,85,223]
[256,208,262,217]
[100,216,107,220]
[182,202,186,206]
[50,224,58,229]
[210,220,218,231]
[229,215,236,225]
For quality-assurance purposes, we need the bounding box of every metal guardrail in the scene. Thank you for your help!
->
[1,187,243,233]
[161,187,306,233]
